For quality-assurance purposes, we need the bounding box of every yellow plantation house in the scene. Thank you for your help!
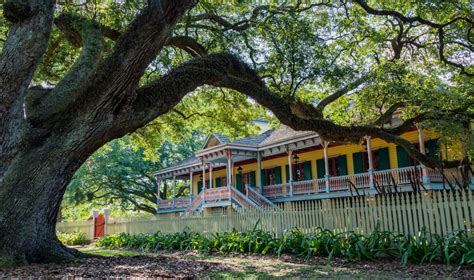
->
[154,122,472,213]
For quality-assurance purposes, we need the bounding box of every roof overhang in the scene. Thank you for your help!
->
[154,132,321,178]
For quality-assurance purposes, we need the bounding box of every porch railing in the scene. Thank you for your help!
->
[230,186,258,209]
[292,178,326,195]
[186,192,204,213]
[245,185,276,208]
[372,166,423,187]
[427,167,467,186]
[262,182,290,199]
[203,186,231,204]
[157,197,192,211]
[261,166,471,200]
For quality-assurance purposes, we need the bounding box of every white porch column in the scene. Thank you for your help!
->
[462,122,473,185]
[286,145,293,196]
[323,141,330,193]
[257,152,262,193]
[417,125,430,184]
[172,175,177,197]
[365,136,375,189]
[226,150,233,187]
[232,160,235,187]
[189,171,193,197]
[209,163,213,189]
[156,177,161,212]
[202,158,207,190]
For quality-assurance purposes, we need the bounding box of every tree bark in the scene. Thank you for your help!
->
[0,137,90,265]
[0,0,197,266]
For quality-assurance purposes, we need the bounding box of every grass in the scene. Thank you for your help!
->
[79,248,142,257]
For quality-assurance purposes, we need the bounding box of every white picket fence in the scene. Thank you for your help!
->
[57,190,474,239]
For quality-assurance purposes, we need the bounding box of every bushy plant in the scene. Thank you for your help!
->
[57,231,89,246]
[96,228,474,267]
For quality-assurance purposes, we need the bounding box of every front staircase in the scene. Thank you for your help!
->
[186,185,276,213]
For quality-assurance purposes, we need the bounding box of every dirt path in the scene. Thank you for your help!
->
[0,249,472,279]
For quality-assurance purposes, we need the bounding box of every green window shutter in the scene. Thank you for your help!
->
[426,139,440,159]
[377,148,390,170]
[303,161,312,180]
[353,152,364,174]
[285,164,290,182]
[337,155,348,176]
[197,181,203,193]
[275,166,282,184]
[215,177,221,188]
[250,171,256,187]
[261,169,267,186]
[316,159,325,179]
[236,173,242,192]
[396,146,410,168]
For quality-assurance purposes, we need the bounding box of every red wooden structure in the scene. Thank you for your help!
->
[94,213,105,239]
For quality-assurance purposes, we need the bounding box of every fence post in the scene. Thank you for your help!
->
[91,210,99,239]
[103,208,111,236]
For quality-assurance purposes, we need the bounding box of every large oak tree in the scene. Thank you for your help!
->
[0,0,472,265]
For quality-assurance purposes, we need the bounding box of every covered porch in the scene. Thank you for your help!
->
[262,166,472,202]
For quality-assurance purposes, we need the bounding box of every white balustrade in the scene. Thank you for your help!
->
[245,185,275,208]
[157,197,191,211]
[372,166,422,186]
[292,179,326,195]
[427,167,465,186]
[262,183,290,198]
[203,186,231,203]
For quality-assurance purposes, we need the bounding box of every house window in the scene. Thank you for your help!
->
[328,157,339,176]
[294,163,305,181]
[242,173,251,185]
[266,168,277,185]
[353,148,390,173]
[261,166,281,186]
[287,161,312,182]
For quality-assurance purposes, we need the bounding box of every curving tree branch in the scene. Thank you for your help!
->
[27,14,105,123]
[352,0,473,76]
[373,102,405,127]
[120,53,468,169]
[316,74,372,112]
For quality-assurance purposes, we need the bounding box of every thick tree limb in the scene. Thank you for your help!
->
[167,36,208,57]
[122,53,465,169]
[87,0,197,114]
[27,14,105,123]
[77,20,207,57]
[0,0,55,178]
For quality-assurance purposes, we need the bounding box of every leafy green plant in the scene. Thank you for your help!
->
[57,232,89,246]
[96,228,474,267]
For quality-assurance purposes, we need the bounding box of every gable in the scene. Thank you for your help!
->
[203,135,222,149]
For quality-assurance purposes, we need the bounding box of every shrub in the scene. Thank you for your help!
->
[96,228,474,267]
[57,231,89,246]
